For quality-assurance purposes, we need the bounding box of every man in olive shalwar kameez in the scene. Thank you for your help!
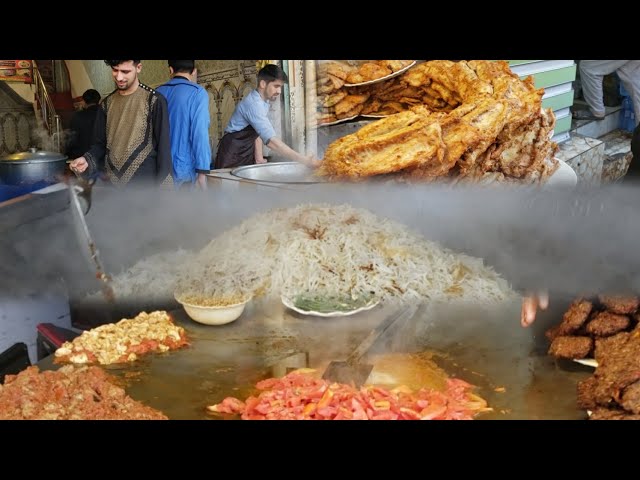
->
[69,60,173,186]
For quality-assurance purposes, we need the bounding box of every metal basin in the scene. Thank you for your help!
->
[230,162,327,184]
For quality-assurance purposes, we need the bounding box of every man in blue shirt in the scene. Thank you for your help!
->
[157,60,212,189]
[214,64,320,169]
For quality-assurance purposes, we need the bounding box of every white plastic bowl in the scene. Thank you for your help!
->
[175,296,250,325]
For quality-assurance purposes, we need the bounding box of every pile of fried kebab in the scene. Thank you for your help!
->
[546,295,640,420]
[315,60,559,185]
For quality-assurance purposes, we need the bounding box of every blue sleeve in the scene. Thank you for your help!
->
[191,88,212,173]
[245,102,275,145]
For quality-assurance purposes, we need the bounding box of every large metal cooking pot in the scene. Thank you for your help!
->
[0,148,67,185]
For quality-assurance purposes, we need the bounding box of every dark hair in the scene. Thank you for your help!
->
[257,64,288,85]
[82,89,101,105]
[104,60,141,67]
[168,60,195,74]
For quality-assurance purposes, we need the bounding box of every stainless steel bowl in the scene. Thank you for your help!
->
[230,162,327,184]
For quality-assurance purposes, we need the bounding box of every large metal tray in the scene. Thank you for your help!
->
[41,297,592,420]
[230,162,327,184]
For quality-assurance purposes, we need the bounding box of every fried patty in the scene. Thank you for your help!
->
[548,335,593,359]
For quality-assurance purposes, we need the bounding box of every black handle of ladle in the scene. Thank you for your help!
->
[345,302,420,365]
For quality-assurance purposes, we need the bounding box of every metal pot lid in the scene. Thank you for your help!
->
[0,148,67,164]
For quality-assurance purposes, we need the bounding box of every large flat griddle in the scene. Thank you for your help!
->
[38,297,591,420]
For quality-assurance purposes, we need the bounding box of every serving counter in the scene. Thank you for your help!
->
[37,297,590,420]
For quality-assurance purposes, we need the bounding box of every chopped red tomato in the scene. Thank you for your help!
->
[207,370,487,420]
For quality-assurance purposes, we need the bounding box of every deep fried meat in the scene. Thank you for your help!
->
[557,299,593,335]
[598,295,640,315]
[577,376,598,409]
[585,311,631,337]
[544,324,562,342]
[592,332,640,407]
[620,380,640,414]
[548,336,593,359]
[589,407,640,420]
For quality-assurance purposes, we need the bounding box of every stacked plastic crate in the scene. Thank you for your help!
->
[619,82,636,133]
[508,60,577,144]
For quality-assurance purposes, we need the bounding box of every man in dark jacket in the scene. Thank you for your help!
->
[627,122,640,180]
[66,89,101,160]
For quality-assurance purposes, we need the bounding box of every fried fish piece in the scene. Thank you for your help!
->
[361,98,383,115]
[317,61,352,81]
[316,113,338,125]
[334,94,370,118]
[319,108,446,178]
[317,82,336,95]
[346,62,392,84]
[320,91,347,108]
[376,60,414,73]
[327,73,346,90]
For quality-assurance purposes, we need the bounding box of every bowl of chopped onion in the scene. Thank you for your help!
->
[174,293,251,325]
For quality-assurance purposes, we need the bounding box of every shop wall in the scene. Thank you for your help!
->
[197,60,258,155]
[0,82,36,155]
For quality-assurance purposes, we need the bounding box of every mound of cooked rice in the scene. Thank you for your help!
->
[88,204,516,305]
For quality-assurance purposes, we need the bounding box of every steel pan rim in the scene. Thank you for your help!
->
[230,162,327,185]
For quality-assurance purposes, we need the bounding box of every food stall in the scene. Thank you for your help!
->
[0,60,595,420]
[208,60,577,189]
[34,296,591,420]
